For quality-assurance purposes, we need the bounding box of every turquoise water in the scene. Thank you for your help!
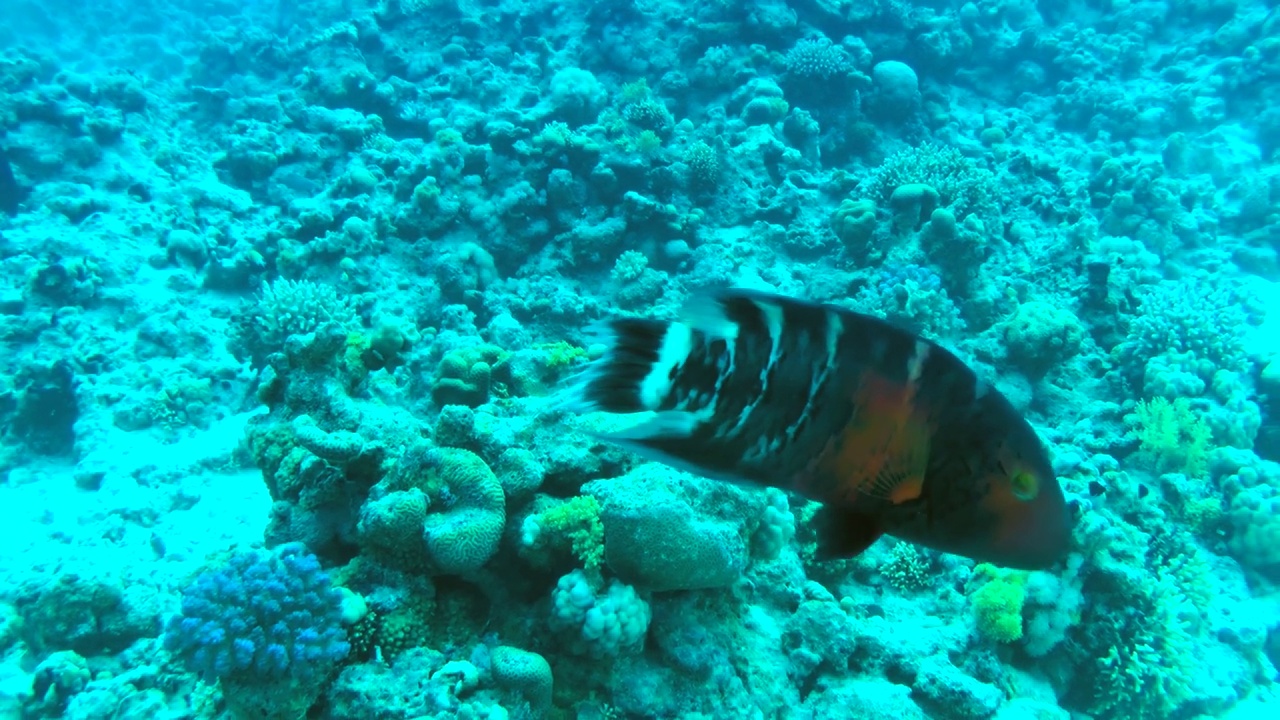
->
[1,0,1279,718]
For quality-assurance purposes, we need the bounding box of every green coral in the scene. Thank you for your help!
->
[368,444,506,576]
[357,488,430,572]
[887,183,940,231]
[523,495,606,570]
[1128,396,1212,478]
[419,447,506,575]
[1001,301,1086,376]
[968,563,1027,643]
[292,415,368,464]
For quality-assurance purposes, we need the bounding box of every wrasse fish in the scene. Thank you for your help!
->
[560,289,1071,570]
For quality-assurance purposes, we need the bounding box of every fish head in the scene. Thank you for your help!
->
[972,430,1071,570]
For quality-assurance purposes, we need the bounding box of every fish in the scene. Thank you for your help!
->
[559,289,1071,570]
[0,142,28,216]
[1088,480,1106,496]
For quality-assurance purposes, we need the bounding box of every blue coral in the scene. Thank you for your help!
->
[873,264,944,294]
[163,542,350,684]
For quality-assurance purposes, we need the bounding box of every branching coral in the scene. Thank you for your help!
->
[1084,575,1197,720]
[1127,396,1212,478]
[521,494,607,570]
[1116,277,1254,380]
[163,543,350,718]
[858,143,998,218]
[235,279,358,367]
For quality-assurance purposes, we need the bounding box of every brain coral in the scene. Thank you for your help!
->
[369,444,506,575]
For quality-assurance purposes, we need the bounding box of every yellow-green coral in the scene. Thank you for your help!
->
[535,341,587,373]
[521,495,608,572]
[504,342,588,396]
[541,495,606,570]
[1129,396,1211,477]
[968,563,1027,643]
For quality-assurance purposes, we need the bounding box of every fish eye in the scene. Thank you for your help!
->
[1010,471,1039,501]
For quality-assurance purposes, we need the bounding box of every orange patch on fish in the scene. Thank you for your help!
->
[825,370,931,507]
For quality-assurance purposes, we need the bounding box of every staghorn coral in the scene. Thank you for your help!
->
[236,279,358,367]
[1116,277,1255,380]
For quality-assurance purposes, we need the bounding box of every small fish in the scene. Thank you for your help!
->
[1088,480,1106,496]
[0,142,28,216]
[1137,484,1149,499]
[560,289,1070,570]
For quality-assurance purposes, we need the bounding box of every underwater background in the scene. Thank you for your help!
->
[1,0,1280,718]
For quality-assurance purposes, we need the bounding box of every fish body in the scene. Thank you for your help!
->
[0,143,27,216]
[561,289,1070,570]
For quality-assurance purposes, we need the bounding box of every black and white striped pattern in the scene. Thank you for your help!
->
[562,290,927,488]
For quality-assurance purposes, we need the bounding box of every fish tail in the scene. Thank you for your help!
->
[557,316,696,416]
[559,290,828,484]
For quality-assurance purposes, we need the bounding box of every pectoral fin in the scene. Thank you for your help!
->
[812,504,883,561]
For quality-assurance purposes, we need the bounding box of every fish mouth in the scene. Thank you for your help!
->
[1004,496,1072,570]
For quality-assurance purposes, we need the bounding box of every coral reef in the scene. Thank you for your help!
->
[1,0,1278,718]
